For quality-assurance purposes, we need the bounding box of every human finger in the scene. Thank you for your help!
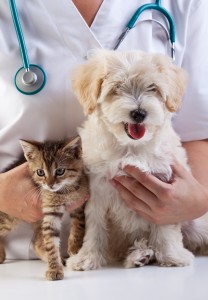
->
[111,179,152,214]
[111,179,169,224]
[113,175,158,208]
[123,165,169,195]
[171,159,189,180]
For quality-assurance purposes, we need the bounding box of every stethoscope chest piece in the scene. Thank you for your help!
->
[15,65,46,95]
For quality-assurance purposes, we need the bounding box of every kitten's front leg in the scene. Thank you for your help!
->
[67,174,89,256]
[67,195,108,271]
[42,206,65,280]
[150,224,194,267]
[68,204,86,256]
[32,222,48,262]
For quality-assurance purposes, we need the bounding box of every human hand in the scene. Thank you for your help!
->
[0,163,42,223]
[111,160,208,225]
[66,195,89,212]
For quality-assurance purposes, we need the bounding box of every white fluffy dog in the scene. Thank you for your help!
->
[67,50,208,270]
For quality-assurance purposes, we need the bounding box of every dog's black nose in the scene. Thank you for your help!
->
[130,109,147,123]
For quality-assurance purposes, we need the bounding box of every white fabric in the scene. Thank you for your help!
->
[0,0,208,259]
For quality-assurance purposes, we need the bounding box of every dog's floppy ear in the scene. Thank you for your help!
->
[72,54,107,115]
[153,55,187,112]
[165,64,187,112]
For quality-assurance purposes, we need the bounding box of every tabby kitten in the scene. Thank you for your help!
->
[0,136,89,281]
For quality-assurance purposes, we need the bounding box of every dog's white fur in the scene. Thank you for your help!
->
[67,50,208,270]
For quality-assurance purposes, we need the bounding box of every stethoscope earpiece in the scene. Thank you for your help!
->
[15,65,46,95]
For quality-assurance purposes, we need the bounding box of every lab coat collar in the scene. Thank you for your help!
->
[40,0,103,59]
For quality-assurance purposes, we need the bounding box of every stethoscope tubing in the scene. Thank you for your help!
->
[127,4,175,43]
[8,0,30,70]
[114,0,176,61]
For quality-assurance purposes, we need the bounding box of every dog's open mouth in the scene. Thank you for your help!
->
[123,122,145,140]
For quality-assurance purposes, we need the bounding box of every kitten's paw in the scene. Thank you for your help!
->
[156,247,194,267]
[45,268,64,281]
[67,252,106,271]
[124,248,154,268]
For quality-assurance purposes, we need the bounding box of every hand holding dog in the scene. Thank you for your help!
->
[112,159,208,225]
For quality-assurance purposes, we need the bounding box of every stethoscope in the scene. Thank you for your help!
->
[8,0,175,95]
[8,0,46,95]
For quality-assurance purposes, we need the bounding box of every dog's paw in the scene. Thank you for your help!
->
[67,252,106,271]
[124,248,155,268]
[156,247,194,267]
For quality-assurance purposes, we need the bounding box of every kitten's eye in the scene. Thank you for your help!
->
[37,169,45,177]
[55,168,65,176]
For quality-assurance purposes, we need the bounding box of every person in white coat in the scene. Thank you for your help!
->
[0,0,208,259]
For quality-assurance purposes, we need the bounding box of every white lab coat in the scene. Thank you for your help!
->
[0,0,208,259]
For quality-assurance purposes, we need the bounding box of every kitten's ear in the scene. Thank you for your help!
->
[19,140,40,161]
[63,136,82,159]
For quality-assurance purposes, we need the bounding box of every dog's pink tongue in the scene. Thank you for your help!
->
[128,123,145,139]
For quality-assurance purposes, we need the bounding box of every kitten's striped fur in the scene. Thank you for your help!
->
[0,136,89,280]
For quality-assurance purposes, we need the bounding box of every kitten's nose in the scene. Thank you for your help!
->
[130,109,147,123]
[47,182,54,189]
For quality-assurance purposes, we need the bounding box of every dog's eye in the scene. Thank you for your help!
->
[114,82,123,91]
[116,83,122,89]
[146,84,157,92]
[112,82,125,96]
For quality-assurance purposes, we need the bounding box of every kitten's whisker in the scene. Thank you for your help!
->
[23,185,42,204]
